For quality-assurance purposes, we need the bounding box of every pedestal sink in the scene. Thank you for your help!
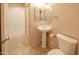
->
[34,4,54,48]
[37,25,52,48]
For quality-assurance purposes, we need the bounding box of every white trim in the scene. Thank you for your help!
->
[25,4,30,39]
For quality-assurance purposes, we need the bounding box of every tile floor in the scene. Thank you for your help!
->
[2,35,50,55]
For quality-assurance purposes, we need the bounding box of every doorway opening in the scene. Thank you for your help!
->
[1,3,30,55]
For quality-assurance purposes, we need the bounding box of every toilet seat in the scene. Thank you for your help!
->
[47,49,65,55]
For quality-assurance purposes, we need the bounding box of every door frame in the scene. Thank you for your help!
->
[1,3,6,55]
[25,4,30,39]
[0,3,2,55]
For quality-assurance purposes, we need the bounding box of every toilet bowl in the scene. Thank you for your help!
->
[47,33,77,55]
[47,49,65,55]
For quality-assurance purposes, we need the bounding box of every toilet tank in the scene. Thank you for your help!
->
[56,33,77,55]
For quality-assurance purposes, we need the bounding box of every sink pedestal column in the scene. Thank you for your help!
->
[41,32,47,48]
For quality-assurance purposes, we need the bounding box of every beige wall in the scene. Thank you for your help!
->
[29,3,79,54]
[29,4,42,47]
[48,3,79,54]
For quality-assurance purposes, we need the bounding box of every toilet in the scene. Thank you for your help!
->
[47,33,77,55]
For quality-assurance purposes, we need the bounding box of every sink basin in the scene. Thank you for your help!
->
[37,25,52,32]
[37,25,52,48]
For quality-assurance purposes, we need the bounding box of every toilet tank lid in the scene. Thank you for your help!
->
[56,33,77,43]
